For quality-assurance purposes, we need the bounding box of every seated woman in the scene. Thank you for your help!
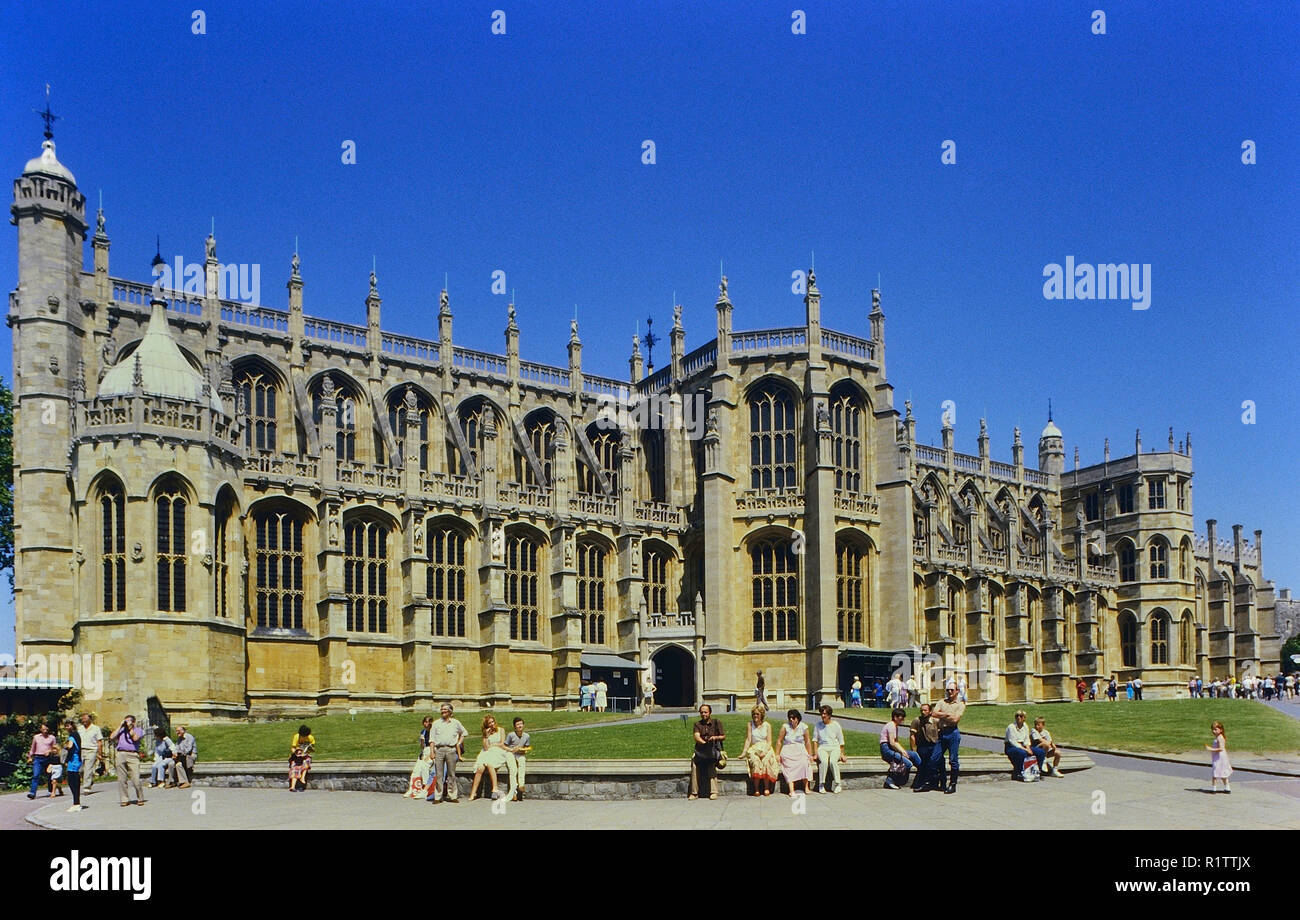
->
[879,707,923,789]
[289,725,315,790]
[741,705,779,796]
[468,714,518,801]
[1030,717,1064,777]
[776,709,813,797]
[1004,710,1034,780]
[149,727,176,787]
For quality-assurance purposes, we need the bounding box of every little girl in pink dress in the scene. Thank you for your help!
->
[1205,721,1232,793]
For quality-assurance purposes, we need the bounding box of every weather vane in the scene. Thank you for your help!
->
[35,84,58,140]
[644,315,658,372]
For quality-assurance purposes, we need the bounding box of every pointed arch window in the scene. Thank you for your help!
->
[836,537,866,644]
[751,537,799,642]
[1150,611,1170,665]
[100,482,126,613]
[520,414,556,488]
[643,545,670,619]
[506,531,541,642]
[156,484,186,612]
[313,382,358,462]
[427,523,467,638]
[579,426,620,496]
[236,366,278,453]
[344,518,389,633]
[1119,612,1138,668]
[1149,541,1168,580]
[578,540,607,645]
[831,388,862,493]
[454,401,495,476]
[253,507,305,630]
[390,392,433,473]
[749,385,797,491]
[1119,542,1137,583]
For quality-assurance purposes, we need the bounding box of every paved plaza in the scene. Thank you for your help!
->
[18,765,1300,831]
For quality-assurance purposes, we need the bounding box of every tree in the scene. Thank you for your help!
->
[1283,634,1300,675]
[0,375,10,590]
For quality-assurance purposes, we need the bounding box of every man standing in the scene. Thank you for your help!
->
[812,705,847,794]
[932,682,965,794]
[425,704,467,804]
[1132,676,1144,701]
[77,713,103,794]
[641,669,657,714]
[755,671,767,710]
[909,703,944,792]
[905,674,918,708]
[26,722,59,799]
[688,704,725,800]
[109,714,145,806]
[171,726,196,787]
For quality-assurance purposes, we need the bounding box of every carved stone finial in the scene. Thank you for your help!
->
[816,400,830,431]
[706,407,718,433]
[132,354,143,388]
[439,289,450,314]
[672,304,682,328]
[904,399,913,420]
[719,275,729,300]
[290,251,300,279]
[95,208,107,237]
[404,384,417,410]
[570,317,579,340]
[74,359,85,393]
[322,374,336,397]
[369,270,378,295]
[205,233,216,262]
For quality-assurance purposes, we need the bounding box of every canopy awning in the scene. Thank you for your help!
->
[581,653,645,670]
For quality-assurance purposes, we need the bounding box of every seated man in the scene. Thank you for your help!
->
[1030,717,1064,777]
[879,707,922,790]
[1004,710,1034,780]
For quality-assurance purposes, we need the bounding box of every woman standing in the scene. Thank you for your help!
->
[61,720,84,812]
[740,706,779,796]
[776,709,813,797]
[849,676,862,709]
[1205,721,1232,793]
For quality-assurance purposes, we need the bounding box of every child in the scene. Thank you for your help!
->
[289,724,315,789]
[505,717,532,801]
[1205,721,1232,794]
[288,745,309,792]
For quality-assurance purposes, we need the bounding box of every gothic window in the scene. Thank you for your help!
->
[953,523,967,546]
[519,412,556,488]
[643,428,666,503]
[578,540,607,645]
[506,531,541,643]
[836,537,866,644]
[389,391,433,473]
[1150,611,1170,665]
[579,426,620,496]
[1119,541,1137,583]
[1180,611,1193,665]
[236,367,278,453]
[831,387,862,493]
[427,523,467,638]
[749,385,796,491]
[156,483,186,612]
[751,537,799,642]
[989,527,1004,551]
[344,518,389,633]
[947,585,960,638]
[644,545,669,618]
[313,381,358,462]
[100,481,126,613]
[253,507,305,630]
[1119,612,1138,668]
[1149,541,1168,580]
[1148,478,1166,510]
[1176,479,1188,510]
[1117,483,1135,515]
[453,400,495,476]
[214,493,234,619]
[1180,541,1191,580]
[1084,492,1100,522]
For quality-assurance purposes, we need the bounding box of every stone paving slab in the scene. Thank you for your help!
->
[27,765,1300,831]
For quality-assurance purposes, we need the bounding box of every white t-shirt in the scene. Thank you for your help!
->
[78,724,103,754]
[1005,722,1030,748]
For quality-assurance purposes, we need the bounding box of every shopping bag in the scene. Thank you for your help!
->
[1022,754,1040,782]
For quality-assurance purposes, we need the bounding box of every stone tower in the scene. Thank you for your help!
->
[1038,411,1065,477]
[9,131,88,672]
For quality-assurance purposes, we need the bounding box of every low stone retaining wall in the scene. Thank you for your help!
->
[194,751,1093,800]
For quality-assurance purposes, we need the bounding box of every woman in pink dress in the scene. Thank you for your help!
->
[777,709,813,797]
[1205,720,1232,794]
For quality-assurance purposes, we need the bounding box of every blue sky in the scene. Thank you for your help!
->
[1,1,1296,652]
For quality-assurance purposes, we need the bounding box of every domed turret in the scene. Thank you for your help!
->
[1038,402,1065,476]
[99,297,223,412]
[23,138,76,185]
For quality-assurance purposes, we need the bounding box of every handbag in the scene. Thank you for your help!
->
[1022,753,1040,782]
[714,741,727,771]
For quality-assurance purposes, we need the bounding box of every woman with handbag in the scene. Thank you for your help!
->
[776,709,813,797]
[741,705,779,796]
[688,704,725,800]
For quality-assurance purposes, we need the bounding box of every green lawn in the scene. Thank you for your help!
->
[516,714,879,760]
[195,710,631,761]
[847,699,1300,755]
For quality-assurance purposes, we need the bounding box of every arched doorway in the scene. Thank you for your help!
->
[651,645,695,708]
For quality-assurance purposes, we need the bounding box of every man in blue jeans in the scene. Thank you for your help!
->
[932,682,965,794]
[879,707,922,789]
[26,722,59,799]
